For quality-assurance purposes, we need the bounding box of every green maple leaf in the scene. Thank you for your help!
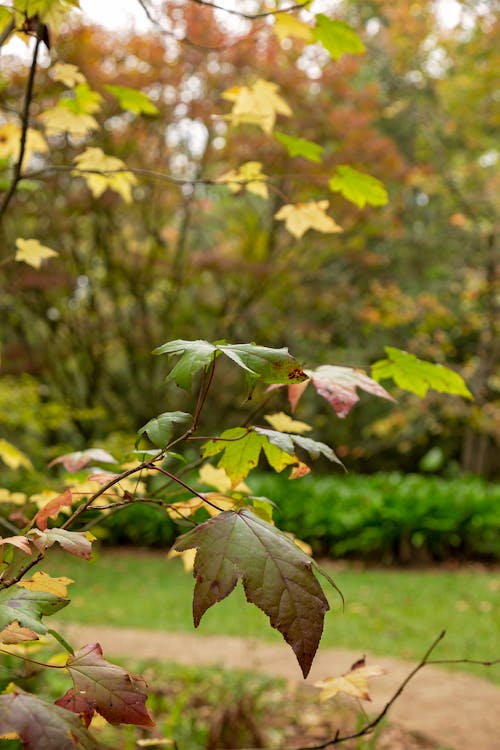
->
[153,339,306,391]
[174,508,331,677]
[64,642,154,726]
[329,165,388,208]
[0,587,68,635]
[0,686,99,750]
[275,132,324,163]
[105,84,159,116]
[202,427,296,486]
[371,347,473,399]
[313,15,365,61]
[137,411,192,447]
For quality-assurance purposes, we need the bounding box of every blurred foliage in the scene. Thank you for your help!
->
[74,472,500,564]
[0,0,498,475]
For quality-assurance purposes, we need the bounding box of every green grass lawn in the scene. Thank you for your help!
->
[44,548,499,683]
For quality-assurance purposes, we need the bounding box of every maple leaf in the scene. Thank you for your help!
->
[313,15,365,61]
[273,14,313,42]
[274,201,343,238]
[0,586,68,635]
[14,238,58,269]
[202,427,296,486]
[264,412,312,434]
[329,165,388,208]
[0,535,31,554]
[315,658,385,702]
[174,508,330,677]
[105,84,159,115]
[39,106,98,137]
[0,122,47,164]
[0,686,99,749]
[255,427,343,467]
[307,365,395,418]
[137,411,192,447]
[30,528,93,559]
[275,132,324,163]
[222,79,291,135]
[217,161,269,200]
[34,488,73,530]
[72,147,137,203]
[0,439,33,470]
[153,339,306,392]
[0,620,39,644]
[55,688,95,728]
[50,62,86,87]
[48,447,117,472]
[64,642,154,726]
[18,572,74,598]
[277,366,395,418]
[371,347,473,399]
[198,463,251,494]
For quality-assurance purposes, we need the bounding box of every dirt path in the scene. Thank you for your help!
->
[60,623,499,750]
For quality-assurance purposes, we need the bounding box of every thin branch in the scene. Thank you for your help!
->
[151,465,225,512]
[293,631,447,750]
[188,0,311,20]
[0,28,42,224]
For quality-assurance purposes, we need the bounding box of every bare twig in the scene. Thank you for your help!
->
[188,0,311,21]
[293,631,448,749]
[151,465,225,512]
[0,28,42,223]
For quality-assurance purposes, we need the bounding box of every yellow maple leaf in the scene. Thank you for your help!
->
[72,147,137,203]
[198,464,251,494]
[315,658,385,702]
[217,161,269,200]
[15,238,58,269]
[50,62,86,88]
[264,411,312,434]
[222,79,291,135]
[18,572,73,598]
[0,122,48,164]
[167,547,196,573]
[274,15,313,42]
[167,493,235,521]
[274,200,343,238]
[39,106,98,137]
[0,439,33,470]
[28,490,60,509]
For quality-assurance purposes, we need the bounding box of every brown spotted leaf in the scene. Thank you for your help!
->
[0,686,98,749]
[0,620,39,644]
[174,509,330,677]
[66,643,154,726]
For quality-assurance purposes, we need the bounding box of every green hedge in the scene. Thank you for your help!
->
[93,473,499,563]
[251,472,500,563]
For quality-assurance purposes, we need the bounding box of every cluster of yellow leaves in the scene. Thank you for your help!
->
[275,201,343,239]
[39,83,102,137]
[72,147,137,202]
[222,79,291,135]
[217,161,269,200]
